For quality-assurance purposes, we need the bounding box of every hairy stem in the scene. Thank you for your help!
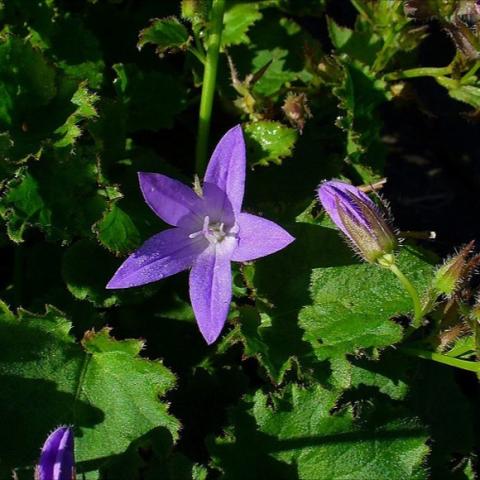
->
[385,66,452,81]
[389,263,423,328]
[195,0,226,174]
[400,346,480,373]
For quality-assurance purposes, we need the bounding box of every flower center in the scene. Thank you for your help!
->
[189,216,237,245]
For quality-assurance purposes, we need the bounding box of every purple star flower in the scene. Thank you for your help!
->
[106,125,294,344]
[35,426,75,480]
[317,180,397,264]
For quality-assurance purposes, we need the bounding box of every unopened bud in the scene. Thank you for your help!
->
[282,92,312,133]
[433,241,476,297]
[35,426,75,480]
[317,180,398,264]
[181,0,206,22]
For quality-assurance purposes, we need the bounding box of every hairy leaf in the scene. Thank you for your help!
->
[210,384,429,479]
[138,17,191,54]
[0,303,179,477]
[222,3,262,47]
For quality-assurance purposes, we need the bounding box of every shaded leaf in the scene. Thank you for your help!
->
[138,17,191,55]
[95,203,141,256]
[210,384,429,479]
[113,63,188,132]
[0,304,179,477]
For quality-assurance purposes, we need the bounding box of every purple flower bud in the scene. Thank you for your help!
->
[317,180,397,264]
[35,426,75,480]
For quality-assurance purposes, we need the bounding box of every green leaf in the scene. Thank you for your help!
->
[210,384,429,479]
[62,239,158,307]
[0,171,49,242]
[250,47,298,97]
[222,3,263,47]
[138,17,191,55]
[95,202,141,256]
[0,304,179,477]
[54,82,98,148]
[113,63,188,131]
[299,244,435,361]
[0,34,56,127]
[235,14,315,98]
[244,121,297,166]
[327,17,382,66]
[333,61,390,181]
[0,147,106,242]
[436,79,480,109]
[349,351,411,400]
[327,16,354,50]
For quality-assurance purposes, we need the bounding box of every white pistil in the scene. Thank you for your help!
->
[188,216,236,244]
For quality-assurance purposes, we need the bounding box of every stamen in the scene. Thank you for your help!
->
[189,216,238,245]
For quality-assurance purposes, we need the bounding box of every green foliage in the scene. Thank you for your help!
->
[210,384,429,479]
[113,63,188,131]
[244,121,297,166]
[300,245,435,361]
[0,303,179,477]
[222,3,263,47]
[95,202,141,256]
[0,34,56,127]
[54,82,99,148]
[0,0,479,478]
[0,147,106,242]
[138,17,191,55]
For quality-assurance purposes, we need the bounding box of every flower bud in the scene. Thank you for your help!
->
[433,241,477,297]
[181,0,206,23]
[35,426,75,480]
[282,92,312,133]
[317,180,397,264]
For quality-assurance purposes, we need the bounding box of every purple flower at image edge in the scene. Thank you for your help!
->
[106,125,295,344]
[35,426,75,480]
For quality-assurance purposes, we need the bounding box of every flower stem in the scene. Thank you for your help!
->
[195,0,226,174]
[389,263,423,328]
[385,66,452,81]
[399,346,480,373]
[461,59,480,84]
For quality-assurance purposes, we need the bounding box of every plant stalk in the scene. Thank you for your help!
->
[389,263,423,328]
[385,66,452,81]
[195,0,226,174]
[400,346,480,373]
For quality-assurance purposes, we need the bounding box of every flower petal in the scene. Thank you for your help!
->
[202,182,235,227]
[231,213,295,262]
[189,241,235,344]
[36,426,74,480]
[106,228,206,289]
[138,172,201,227]
[204,124,245,214]
[317,180,374,235]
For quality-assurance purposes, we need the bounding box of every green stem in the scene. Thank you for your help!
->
[400,346,480,373]
[188,46,206,64]
[195,0,226,174]
[461,59,480,84]
[385,66,452,81]
[389,263,423,328]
